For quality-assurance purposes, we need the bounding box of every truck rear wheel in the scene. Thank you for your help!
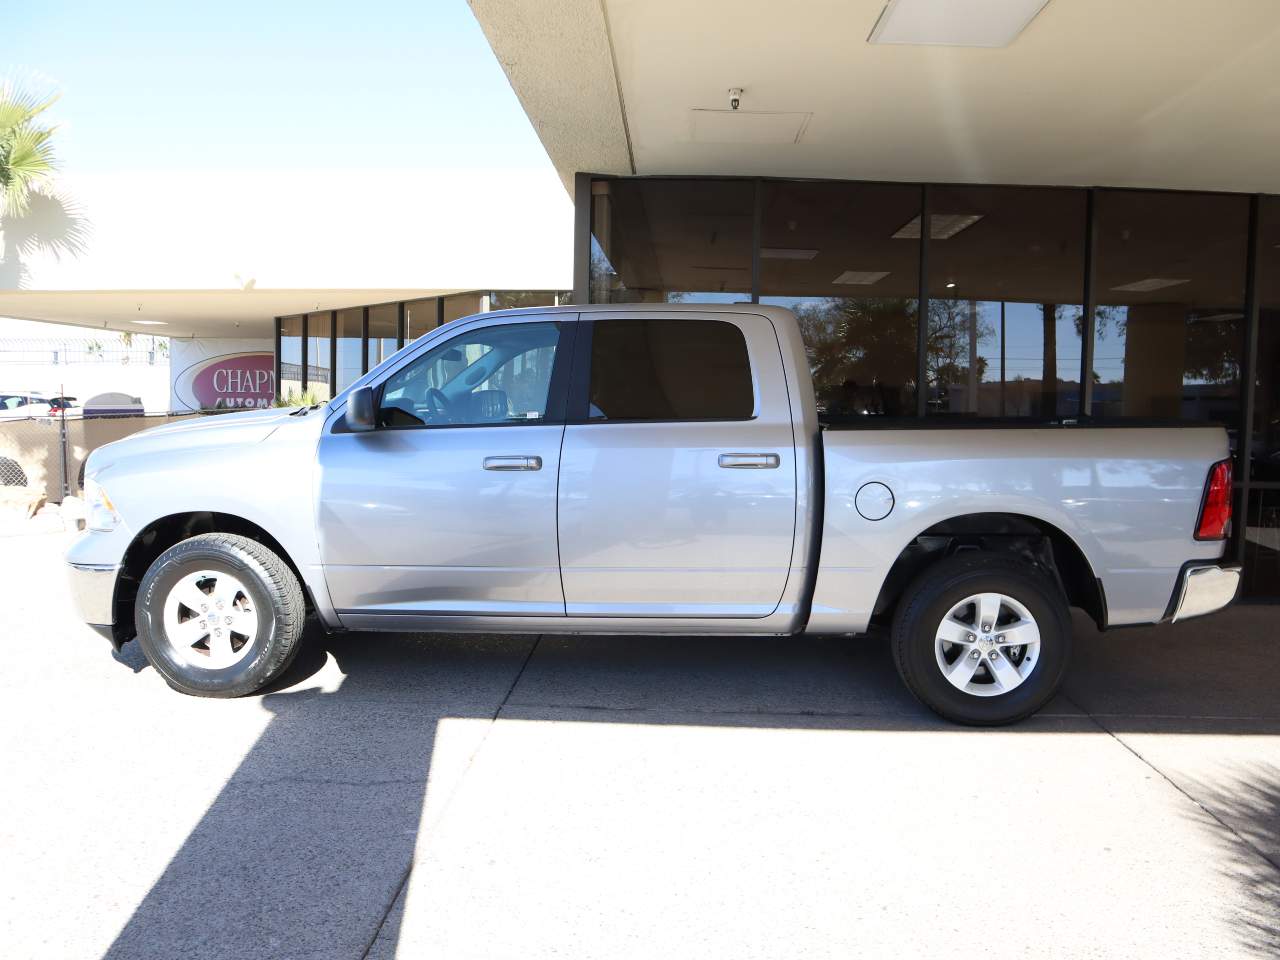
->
[134,533,307,697]
[891,553,1072,725]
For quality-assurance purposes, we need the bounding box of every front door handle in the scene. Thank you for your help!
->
[483,455,543,471]
[718,452,780,469]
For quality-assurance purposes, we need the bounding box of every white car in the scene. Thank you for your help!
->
[0,392,53,419]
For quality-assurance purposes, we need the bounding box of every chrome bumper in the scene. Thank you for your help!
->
[1170,563,1241,622]
[66,561,119,639]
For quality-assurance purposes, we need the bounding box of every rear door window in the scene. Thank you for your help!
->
[587,319,754,421]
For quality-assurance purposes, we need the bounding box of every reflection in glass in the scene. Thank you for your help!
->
[590,178,754,303]
[368,303,399,370]
[1090,190,1247,423]
[444,293,488,324]
[1243,489,1280,599]
[305,311,333,401]
[926,186,1086,417]
[335,309,363,392]
[405,299,436,342]
[758,180,921,417]
[278,316,303,400]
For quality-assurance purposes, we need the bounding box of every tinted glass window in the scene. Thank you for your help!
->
[757,180,921,418]
[588,319,753,421]
[1090,189,1248,423]
[589,179,754,304]
[926,186,1086,418]
[379,321,562,428]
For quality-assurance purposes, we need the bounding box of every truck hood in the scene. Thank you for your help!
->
[87,406,324,476]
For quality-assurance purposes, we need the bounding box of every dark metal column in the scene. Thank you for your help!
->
[573,172,592,304]
[273,317,282,402]
[396,301,406,349]
[360,306,370,375]
[751,179,762,303]
[916,184,931,418]
[1078,189,1098,418]
[329,310,337,395]
[1237,194,1263,565]
[300,314,308,392]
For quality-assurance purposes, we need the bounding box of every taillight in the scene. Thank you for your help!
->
[1195,458,1233,541]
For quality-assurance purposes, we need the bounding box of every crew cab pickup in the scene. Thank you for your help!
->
[66,304,1241,724]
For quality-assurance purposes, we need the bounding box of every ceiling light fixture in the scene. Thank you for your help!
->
[1111,278,1190,293]
[132,320,167,326]
[893,213,983,240]
[832,270,890,285]
[760,248,820,260]
[945,281,957,289]
[868,0,1052,48]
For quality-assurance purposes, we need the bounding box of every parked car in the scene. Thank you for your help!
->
[66,305,1240,724]
[46,396,78,416]
[0,392,53,419]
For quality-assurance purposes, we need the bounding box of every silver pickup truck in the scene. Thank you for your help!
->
[66,304,1240,724]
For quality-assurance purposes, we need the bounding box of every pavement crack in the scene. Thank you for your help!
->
[1063,691,1280,880]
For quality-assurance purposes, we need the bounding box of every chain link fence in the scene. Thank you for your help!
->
[0,412,211,504]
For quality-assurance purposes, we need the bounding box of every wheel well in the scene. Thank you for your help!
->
[112,512,312,646]
[871,513,1105,630]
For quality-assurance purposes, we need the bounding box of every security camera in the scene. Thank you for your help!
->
[728,88,743,111]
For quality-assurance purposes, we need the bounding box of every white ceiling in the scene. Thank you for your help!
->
[473,0,1280,193]
[0,289,467,339]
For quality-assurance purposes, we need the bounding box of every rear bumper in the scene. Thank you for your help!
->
[1169,562,1241,622]
[66,561,120,648]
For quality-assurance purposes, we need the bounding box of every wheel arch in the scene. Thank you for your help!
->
[112,511,317,647]
[871,511,1106,631]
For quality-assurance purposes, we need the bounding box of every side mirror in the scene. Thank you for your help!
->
[346,386,377,432]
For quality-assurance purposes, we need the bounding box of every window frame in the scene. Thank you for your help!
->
[566,317,759,425]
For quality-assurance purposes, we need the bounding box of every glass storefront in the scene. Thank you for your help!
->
[335,309,363,392]
[590,178,754,303]
[581,174,1279,597]
[1090,190,1248,424]
[757,180,920,417]
[305,311,332,402]
[368,302,400,370]
[405,298,437,342]
[926,186,1086,418]
[278,315,304,400]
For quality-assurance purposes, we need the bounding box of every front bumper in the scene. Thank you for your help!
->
[66,561,120,647]
[1169,562,1242,622]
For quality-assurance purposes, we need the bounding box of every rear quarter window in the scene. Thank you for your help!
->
[588,319,754,421]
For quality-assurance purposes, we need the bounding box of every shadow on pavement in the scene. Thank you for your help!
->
[101,606,1280,959]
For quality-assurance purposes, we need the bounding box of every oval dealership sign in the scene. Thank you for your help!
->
[174,352,275,410]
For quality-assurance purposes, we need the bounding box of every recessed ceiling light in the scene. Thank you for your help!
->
[868,0,1051,48]
[1111,278,1190,293]
[945,281,957,289]
[893,214,983,240]
[760,247,820,260]
[132,320,167,325]
[832,270,890,285]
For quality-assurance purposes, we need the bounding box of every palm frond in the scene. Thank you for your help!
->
[0,83,59,138]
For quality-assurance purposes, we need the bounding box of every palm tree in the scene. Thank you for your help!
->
[0,82,58,217]
[0,80,88,289]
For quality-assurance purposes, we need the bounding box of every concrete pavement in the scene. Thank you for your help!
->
[1,529,1277,959]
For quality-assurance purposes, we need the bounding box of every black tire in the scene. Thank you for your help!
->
[891,553,1072,726]
[135,533,306,698]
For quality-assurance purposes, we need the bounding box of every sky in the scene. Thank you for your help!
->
[6,0,554,174]
[3,0,575,296]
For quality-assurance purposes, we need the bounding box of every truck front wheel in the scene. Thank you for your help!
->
[890,554,1072,725]
[134,533,307,697]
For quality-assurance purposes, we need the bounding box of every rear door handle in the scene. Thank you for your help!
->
[483,455,542,471]
[718,452,780,469]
